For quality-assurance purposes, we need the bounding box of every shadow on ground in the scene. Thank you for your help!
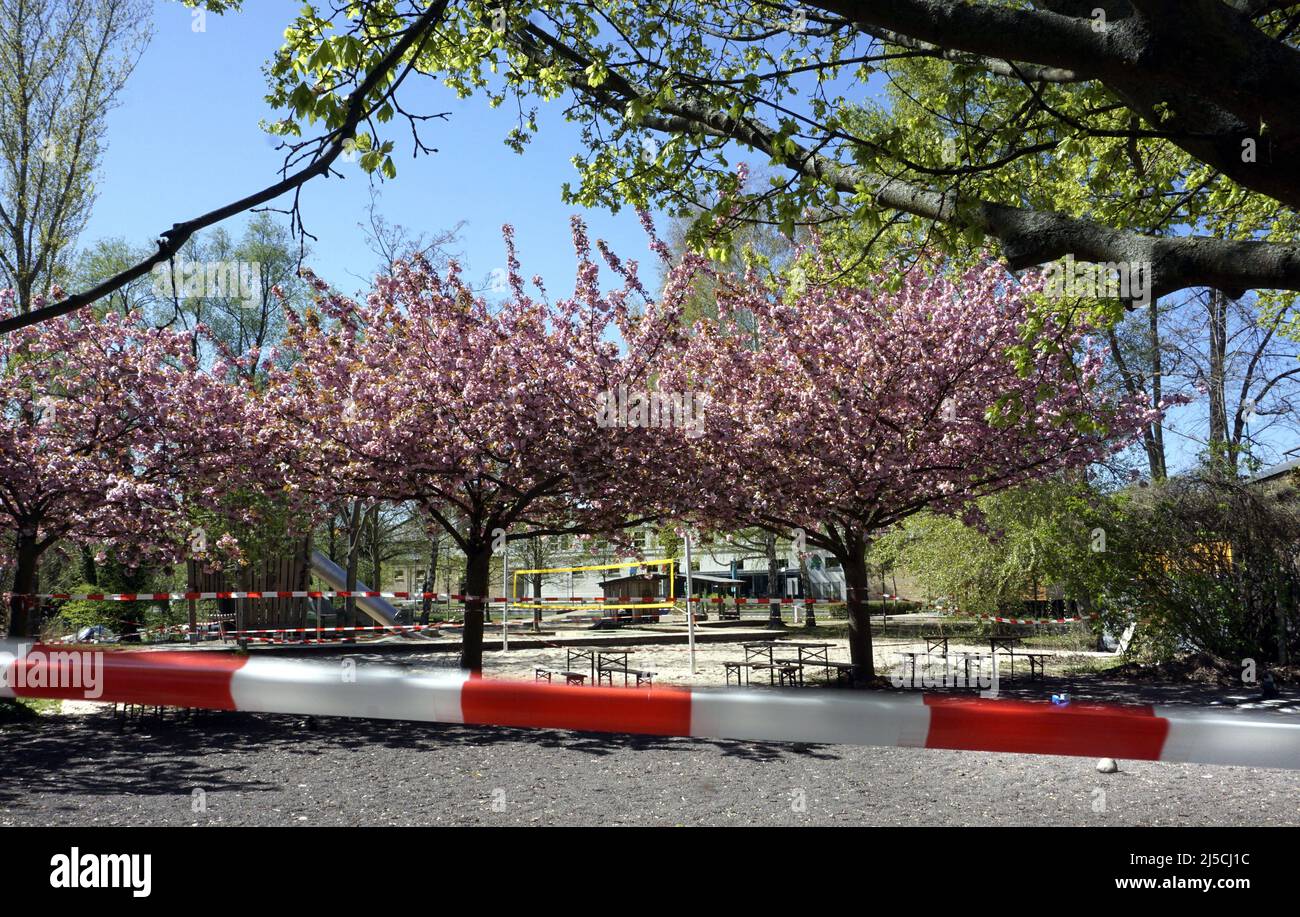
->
[0,707,839,805]
[966,672,1300,709]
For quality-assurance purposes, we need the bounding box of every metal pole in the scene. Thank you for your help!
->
[684,530,696,675]
[502,536,509,651]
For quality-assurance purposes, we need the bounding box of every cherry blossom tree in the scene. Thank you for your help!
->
[0,295,260,637]
[265,218,689,672]
[659,258,1158,680]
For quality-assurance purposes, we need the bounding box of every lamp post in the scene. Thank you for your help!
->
[501,534,509,651]
[684,529,696,675]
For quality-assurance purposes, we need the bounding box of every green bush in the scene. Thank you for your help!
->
[54,586,123,633]
[53,585,174,639]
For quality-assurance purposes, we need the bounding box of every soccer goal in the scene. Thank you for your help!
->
[510,558,677,611]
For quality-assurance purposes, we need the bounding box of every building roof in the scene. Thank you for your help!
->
[1250,457,1300,485]
[598,571,743,588]
[686,573,745,585]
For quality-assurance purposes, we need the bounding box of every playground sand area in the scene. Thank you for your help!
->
[442,630,1107,688]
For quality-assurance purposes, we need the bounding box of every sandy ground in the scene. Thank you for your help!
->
[400,629,1111,689]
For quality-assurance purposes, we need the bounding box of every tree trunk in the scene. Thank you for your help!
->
[840,534,874,683]
[1277,559,1292,667]
[1148,296,1167,480]
[1207,289,1231,471]
[459,544,492,673]
[421,534,439,626]
[7,530,41,638]
[79,544,98,586]
[368,504,382,595]
[765,532,784,629]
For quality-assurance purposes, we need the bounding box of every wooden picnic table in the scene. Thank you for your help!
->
[989,635,1019,657]
[816,660,857,686]
[744,641,837,684]
[596,650,655,687]
[567,647,596,682]
[952,651,995,688]
[744,641,833,660]
[741,644,786,684]
[749,661,802,686]
[781,642,835,662]
[722,660,751,686]
[1019,651,1051,682]
[897,650,923,686]
[925,636,949,657]
[774,643,835,682]
[898,647,980,687]
[598,665,655,687]
[988,636,1020,677]
[721,660,799,686]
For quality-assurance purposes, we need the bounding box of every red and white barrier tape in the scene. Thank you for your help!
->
[1,642,1295,770]
[7,591,508,603]
[12,591,854,607]
[977,614,1100,625]
[12,592,845,605]
[223,622,449,637]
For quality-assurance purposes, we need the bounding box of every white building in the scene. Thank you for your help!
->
[505,529,848,601]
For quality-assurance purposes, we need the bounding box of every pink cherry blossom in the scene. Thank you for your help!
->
[655,255,1156,677]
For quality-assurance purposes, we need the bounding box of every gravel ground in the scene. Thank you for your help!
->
[1,706,1295,826]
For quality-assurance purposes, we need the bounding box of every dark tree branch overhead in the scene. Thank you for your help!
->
[515,18,1300,300]
[0,0,451,336]
[810,0,1300,210]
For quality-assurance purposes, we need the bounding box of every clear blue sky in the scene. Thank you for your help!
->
[83,0,664,297]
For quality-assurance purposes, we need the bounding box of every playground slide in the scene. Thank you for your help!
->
[309,550,400,626]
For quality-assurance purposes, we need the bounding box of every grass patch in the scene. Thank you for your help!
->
[0,696,61,724]
[1056,655,1126,676]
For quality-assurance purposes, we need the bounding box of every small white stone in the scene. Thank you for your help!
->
[1096,758,1119,773]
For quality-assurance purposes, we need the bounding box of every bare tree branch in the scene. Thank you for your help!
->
[0,0,451,335]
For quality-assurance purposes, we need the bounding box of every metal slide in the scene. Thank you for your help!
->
[309,549,400,626]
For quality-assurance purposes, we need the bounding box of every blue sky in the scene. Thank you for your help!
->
[83,0,663,297]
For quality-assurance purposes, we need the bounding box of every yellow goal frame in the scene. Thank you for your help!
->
[511,558,676,611]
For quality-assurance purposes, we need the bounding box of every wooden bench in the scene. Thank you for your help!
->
[814,660,857,686]
[567,648,596,682]
[722,660,752,686]
[722,660,802,687]
[951,652,994,688]
[1018,652,1051,682]
[597,665,656,687]
[534,666,588,686]
[749,661,802,686]
[771,657,809,685]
